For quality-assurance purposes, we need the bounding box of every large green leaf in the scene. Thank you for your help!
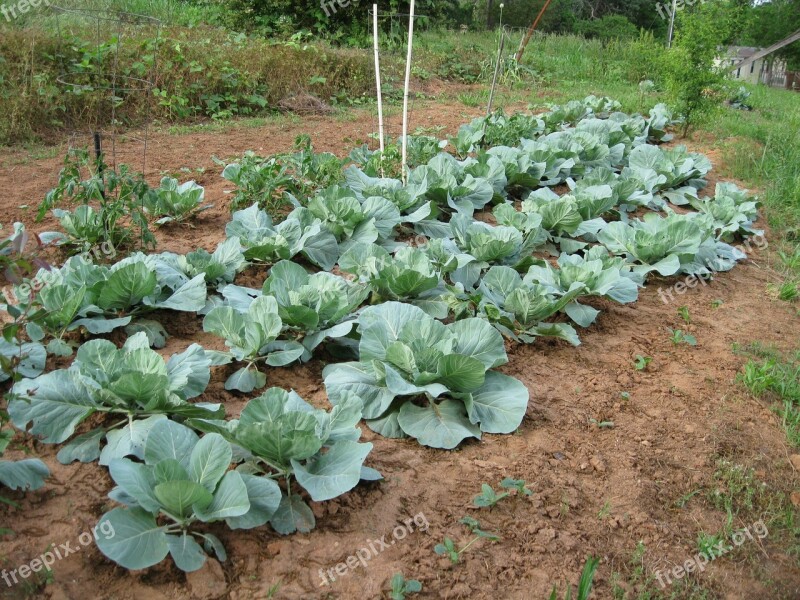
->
[95,507,169,570]
[225,473,282,530]
[359,302,427,362]
[154,480,214,519]
[8,370,98,444]
[291,441,373,502]
[270,494,315,535]
[188,433,232,492]
[0,458,49,491]
[144,419,200,469]
[397,400,481,449]
[194,471,250,521]
[436,354,486,393]
[57,427,106,464]
[99,415,167,466]
[109,458,161,513]
[446,319,508,369]
[323,362,395,420]
[166,533,207,572]
[98,262,158,311]
[463,371,529,434]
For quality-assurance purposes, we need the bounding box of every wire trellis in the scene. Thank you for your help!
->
[52,4,161,176]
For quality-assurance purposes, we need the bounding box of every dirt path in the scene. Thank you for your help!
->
[1,98,799,600]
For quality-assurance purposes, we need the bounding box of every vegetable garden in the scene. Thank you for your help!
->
[1,90,798,599]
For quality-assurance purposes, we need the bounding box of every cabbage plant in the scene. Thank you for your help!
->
[190,388,375,534]
[474,266,586,345]
[338,242,452,318]
[597,212,707,276]
[96,420,279,572]
[261,260,368,360]
[144,177,213,225]
[323,302,529,449]
[154,237,246,291]
[203,295,304,392]
[525,248,641,327]
[226,204,338,270]
[26,254,206,354]
[8,333,223,465]
[688,183,761,242]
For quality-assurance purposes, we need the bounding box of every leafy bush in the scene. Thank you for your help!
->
[144,177,213,225]
[96,420,276,572]
[39,149,155,252]
[203,295,304,392]
[8,333,223,465]
[576,15,639,41]
[323,302,529,449]
[190,387,375,533]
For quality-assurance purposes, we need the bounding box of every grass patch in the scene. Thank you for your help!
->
[737,346,800,447]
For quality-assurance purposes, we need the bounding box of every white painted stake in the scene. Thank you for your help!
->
[372,4,385,176]
[401,0,415,184]
[667,0,678,48]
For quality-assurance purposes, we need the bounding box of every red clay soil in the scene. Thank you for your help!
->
[1,99,799,600]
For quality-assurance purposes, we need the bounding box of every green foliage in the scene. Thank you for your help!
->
[669,329,697,346]
[13,252,208,351]
[324,302,529,449]
[549,556,599,600]
[202,295,304,392]
[0,406,49,494]
[95,420,277,572]
[144,177,213,225]
[221,136,345,213]
[189,387,375,533]
[7,333,222,464]
[38,149,156,253]
[576,15,640,42]
[663,1,747,136]
[390,573,422,600]
[434,516,499,564]
[634,355,652,371]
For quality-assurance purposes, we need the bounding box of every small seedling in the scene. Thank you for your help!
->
[458,516,500,540]
[434,518,499,564]
[669,329,697,346]
[711,298,724,308]
[390,573,422,600]
[677,305,691,324]
[549,556,599,600]
[499,478,533,496]
[434,537,461,564]
[620,391,631,401]
[589,418,615,429]
[473,483,509,508]
[598,501,612,519]
[634,355,652,371]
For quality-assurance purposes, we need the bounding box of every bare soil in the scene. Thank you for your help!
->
[1,96,799,600]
